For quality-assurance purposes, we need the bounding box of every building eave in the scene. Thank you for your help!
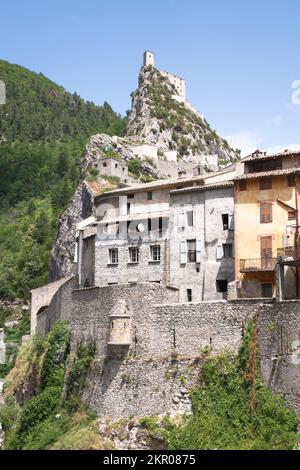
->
[243,150,300,163]
[234,168,300,181]
[94,175,205,203]
[170,181,234,195]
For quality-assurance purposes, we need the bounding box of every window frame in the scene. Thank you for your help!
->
[186,210,194,227]
[187,239,197,263]
[222,214,229,231]
[222,243,233,258]
[259,177,272,190]
[129,246,139,264]
[150,245,161,262]
[108,248,118,265]
[260,202,273,224]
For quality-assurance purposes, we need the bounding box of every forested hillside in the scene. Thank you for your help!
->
[0,59,127,300]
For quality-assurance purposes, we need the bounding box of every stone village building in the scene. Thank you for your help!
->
[234,150,300,299]
[94,156,128,183]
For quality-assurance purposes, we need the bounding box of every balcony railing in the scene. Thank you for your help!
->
[277,247,300,261]
[240,258,277,273]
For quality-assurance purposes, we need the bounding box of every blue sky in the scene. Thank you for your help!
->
[1,0,300,155]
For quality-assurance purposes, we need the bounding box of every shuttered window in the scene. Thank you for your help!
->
[178,212,186,228]
[187,210,194,227]
[196,240,202,263]
[129,247,139,263]
[259,177,272,190]
[287,174,295,187]
[260,202,272,223]
[180,241,187,264]
[187,240,196,263]
[216,245,223,260]
[239,180,247,191]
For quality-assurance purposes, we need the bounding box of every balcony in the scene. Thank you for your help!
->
[240,258,277,273]
[277,247,300,264]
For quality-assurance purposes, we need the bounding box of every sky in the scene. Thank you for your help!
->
[1,0,300,156]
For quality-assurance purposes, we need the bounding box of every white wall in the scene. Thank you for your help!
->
[130,144,158,161]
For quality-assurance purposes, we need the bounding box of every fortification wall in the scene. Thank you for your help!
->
[257,301,300,416]
[36,282,300,419]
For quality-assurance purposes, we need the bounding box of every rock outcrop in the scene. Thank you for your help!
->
[49,179,109,282]
[126,65,240,166]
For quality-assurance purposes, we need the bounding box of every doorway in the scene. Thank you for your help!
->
[261,236,272,269]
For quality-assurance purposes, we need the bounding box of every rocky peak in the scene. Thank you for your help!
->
[126,65,240,167]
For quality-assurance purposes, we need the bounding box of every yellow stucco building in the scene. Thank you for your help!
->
[234,150,300,299]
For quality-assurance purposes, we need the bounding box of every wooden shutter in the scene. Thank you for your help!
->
[216,244,223,260]
[180,240,187,264]
[259,177,272,190]
[196,239,202,263]
[178,212,186,228]
[228,213,234,230]
[260,203,272,223]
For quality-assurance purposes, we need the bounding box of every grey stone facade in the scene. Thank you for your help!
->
[169,184,235,302]
[79,180,235,302]
[94,157,128,183]
[94,240,169,286]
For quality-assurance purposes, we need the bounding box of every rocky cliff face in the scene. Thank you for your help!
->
[49,178,112,282]
[126,65,239,166]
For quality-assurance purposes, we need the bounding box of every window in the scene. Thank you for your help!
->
[147,191,153,201]
[288,210,296,220]
[222,214,229,230]
[150,245,161,262]
[187,240,196,262]
[108,248,118,265]
[239,180,247,191]
[223,243,233,258]
[287,174,295,187]
[216,280,228,293]
[159,217,163,237]
[115,163,118,168]
[122,167,125,172]
[259,177,272,190]
[261,283,273,298]
[260,202,272,223]
[103,162,107,168]
[129,247,139,263]
[187,289,192,302]
[187,210,194,227]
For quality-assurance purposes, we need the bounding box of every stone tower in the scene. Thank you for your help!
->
[143,50,155,67]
